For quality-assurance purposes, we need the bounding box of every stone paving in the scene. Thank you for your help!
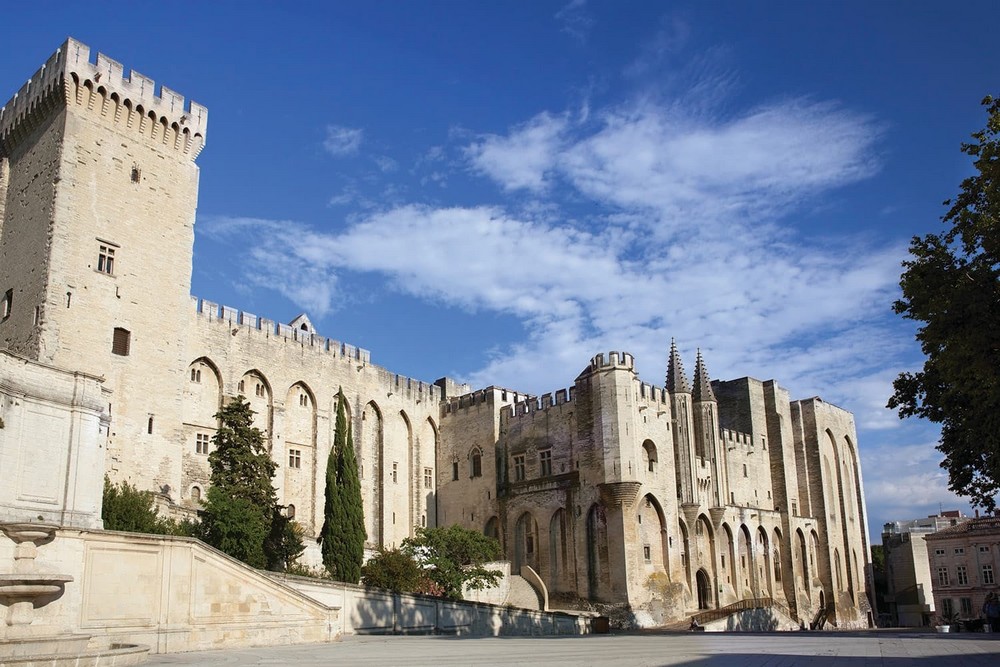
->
[145,630,1000,666]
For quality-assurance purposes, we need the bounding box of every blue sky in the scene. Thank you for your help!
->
[3,1,998,544]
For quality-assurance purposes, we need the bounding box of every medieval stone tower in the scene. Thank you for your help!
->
[0,38,207,488]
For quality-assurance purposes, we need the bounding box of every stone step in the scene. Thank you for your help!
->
[505,575,542,610]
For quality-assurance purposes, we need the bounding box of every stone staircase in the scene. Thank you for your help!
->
[505,574,543,610]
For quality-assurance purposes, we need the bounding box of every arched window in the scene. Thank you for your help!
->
[471,448,483,478]
[191,486,202,503]
[287,504,296,519]
[642,440,657,472]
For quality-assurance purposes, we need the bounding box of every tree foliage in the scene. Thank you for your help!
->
[889,95,1000,510]
[200,396,301,569]
[319,388,366,582]
[401,525,502,600]
[360,547,423,592]
[102,476,168,534]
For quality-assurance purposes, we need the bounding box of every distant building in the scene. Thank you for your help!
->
[881,511,969,626]
[925,515,1000,624]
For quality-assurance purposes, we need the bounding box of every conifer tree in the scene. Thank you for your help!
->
[320,388,366,582]
[201,396,278,568]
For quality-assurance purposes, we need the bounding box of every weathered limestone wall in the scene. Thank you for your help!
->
[182,301,443,559]
[437,387,515,532]
[0,351,108,528]
[791,397,870,627]
[0,529,340,652]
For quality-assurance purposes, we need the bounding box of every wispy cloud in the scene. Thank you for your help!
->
[555,0,594,42]
[323,124,364,156]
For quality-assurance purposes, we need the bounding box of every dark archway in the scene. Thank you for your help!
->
[696,568,711,610]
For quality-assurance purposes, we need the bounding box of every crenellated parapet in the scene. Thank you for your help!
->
[193,296,370,362]
[721,427,754,448]
[582,350,635,375]
[443,386,527,417]
[191,296,445,402]
[1,38,207,158]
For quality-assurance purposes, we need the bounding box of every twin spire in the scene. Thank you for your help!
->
[665,338,716,401]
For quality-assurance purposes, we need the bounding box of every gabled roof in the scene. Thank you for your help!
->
[289,313,315,334]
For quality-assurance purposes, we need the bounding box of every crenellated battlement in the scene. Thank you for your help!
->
[721,427,753,448]
[1,38,207,157]
[501,385,576,420]
[586,350,635,373]
[193,296,367,361]
[443,386,526,416]
[192,296,444,402]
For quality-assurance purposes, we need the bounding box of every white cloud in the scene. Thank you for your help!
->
[465,112,569,192]
[323,124,363,156]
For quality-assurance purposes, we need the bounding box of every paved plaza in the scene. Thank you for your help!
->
[146,631,1000,666]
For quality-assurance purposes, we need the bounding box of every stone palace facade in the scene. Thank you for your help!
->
[0,38,872,627]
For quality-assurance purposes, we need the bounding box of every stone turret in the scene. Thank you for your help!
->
[666,341,696,505]
[666,338,690,394]
[692,349,716,403]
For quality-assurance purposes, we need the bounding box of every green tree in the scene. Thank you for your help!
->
[319,388,366,582]
[102,476,167,533]
[360,547,423,592]
[201,396,280,567]
[888,95,1000,510]
[870,544,885,575]
[264,508,306,571]
[401,525,502,600]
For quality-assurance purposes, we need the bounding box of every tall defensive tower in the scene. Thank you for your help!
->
[0,38,207,485]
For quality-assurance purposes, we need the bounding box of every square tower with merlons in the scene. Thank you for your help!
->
[0,38,208,485]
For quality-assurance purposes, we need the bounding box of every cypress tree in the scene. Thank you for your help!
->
[320,388,366,581]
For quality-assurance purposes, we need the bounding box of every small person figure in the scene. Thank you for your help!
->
[689,618,700,631]
[985,593,1000,633]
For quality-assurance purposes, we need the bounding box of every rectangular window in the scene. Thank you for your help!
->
[643,545,651,562]
[980,545,990,553]
[513,454,525,482]
[471,451,482,478]
[392,461,398,483]
[424,467,433,489]
[935,549,946,556]
[937,567,950,586]
[961,597,973,615]
[983,564,995,585]
[954,547,965,555]
[451,461,459,481]
[288,448,301,469]
[111,327,130,356]
[942,598,954,616]
[539,449,552,477]
[1,289,11,320]
[791,501,798,516]
[195,433,210,454]
[957,565,968,585]
[97,244,116,275]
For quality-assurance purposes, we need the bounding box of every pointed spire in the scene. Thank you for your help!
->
[666,338,691,394]
[692,349,716,402]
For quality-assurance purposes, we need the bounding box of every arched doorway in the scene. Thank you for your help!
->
[696,569,711,610]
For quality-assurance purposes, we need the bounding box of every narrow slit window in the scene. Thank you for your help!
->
[1,289,11,320]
